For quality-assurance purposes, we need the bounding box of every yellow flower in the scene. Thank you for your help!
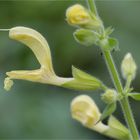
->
[71,95,101,127]
[66,4,102,30]
[71,95,129,139]
[4,26,72,90]
[4,26,104,91]
[66,4,91,25]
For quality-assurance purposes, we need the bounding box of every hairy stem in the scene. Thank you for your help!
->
[103,51,139,140]
[87,0,98,16]
[103,51,123,94]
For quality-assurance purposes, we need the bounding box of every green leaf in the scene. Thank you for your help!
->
[128,93,140,100]
[99,102,116,122]
[74,29,99,46]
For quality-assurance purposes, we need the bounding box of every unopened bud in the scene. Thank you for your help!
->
[121,53,137,80]
[101,89,117,104]
[74,29,99,46]
[66,4,90,25]
[66,4,102,30]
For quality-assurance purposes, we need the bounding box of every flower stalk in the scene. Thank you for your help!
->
[103,50,139,140]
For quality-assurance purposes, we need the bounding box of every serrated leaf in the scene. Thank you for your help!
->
[74,29,99,46]
[128,93,140,100]
[100,102,116,122]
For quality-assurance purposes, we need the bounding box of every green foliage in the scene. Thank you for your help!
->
[128,93,140,100]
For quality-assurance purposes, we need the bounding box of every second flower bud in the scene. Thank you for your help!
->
[66,4,102,31]
[101,89,117,104]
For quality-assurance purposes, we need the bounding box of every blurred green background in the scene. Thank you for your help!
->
[0,0,140,139]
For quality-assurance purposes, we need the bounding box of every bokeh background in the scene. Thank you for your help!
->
[0,0,140,139]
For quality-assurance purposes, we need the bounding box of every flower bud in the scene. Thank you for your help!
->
[66,4,90,25]
[101,89,117,104]
[74,29,99,46]
[66,4,102,30]
[71,95,101,127]
[121,53,137,80]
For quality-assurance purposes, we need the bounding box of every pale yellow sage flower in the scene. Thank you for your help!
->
[4,26,72,90]
[71,95,129,140]
[71,95,108,131]
[66,4,91,25]
[66,4,102,30]
[4,26,104,91]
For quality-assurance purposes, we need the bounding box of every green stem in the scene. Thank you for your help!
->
[86,0,139,139]
[87,0,139,140]
[103,51,139,140]
[124,75,132,93]
[87,0,98,16]
[103,51,123,95]
[121,97,139,140]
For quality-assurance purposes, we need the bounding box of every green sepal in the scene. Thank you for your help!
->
[108,37,119,51]
[101,89,117,104]
[99,102,116,122]
[128,93,140,100]
[105,116,130,140]
[100,37,119,51]
[74,29,99,46]
[62,66,104,90]
[104,27,114,36]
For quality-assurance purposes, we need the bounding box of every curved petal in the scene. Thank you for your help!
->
[9,26,55,74]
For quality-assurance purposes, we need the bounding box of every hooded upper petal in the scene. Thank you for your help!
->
[9,26,55,74]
